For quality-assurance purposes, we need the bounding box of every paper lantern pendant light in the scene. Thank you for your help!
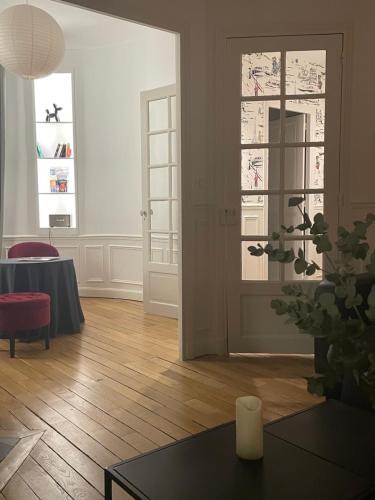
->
[0,4,65,79]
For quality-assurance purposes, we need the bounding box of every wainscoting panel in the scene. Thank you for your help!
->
[83,245,105,283]
[2,234,144,301]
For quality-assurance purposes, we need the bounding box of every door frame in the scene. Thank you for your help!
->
[224,34,344,353]
[140,84,179,319]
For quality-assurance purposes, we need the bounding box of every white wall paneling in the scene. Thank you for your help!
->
[3,234,144,301]
[83,245,105,283]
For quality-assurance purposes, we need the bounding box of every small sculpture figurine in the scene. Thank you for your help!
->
[45,103,63,122]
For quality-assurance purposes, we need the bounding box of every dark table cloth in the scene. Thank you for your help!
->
[0,257,84,336]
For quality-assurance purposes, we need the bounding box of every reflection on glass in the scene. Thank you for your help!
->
[171,200,178,232]
[284,147,324,190]
[149,133,169,165]
[149,98,169,132]
[242,195,280,236]
[242,52,281,96]
[283,193,324,229]
[242,241,280,281]
[286,50,326,95]
[150,200,169,231]
[150,233,168,263]
[284,239,323,281]
[241,149,280,191]
[150,167,169,198]
[171,166,178,198]
[241,101,281,144]
[285,99,325,142]
[171,131,177,163]
[171,96,176,129]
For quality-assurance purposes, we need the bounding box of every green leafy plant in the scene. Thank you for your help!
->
[248,197,375,408]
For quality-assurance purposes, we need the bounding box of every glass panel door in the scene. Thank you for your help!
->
[141,85,179,319]
[225,35,343,353]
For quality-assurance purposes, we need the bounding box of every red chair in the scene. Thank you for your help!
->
[8,242,59,258]
[0,293,51,358]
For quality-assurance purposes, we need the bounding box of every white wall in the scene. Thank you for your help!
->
[3,24,176,300]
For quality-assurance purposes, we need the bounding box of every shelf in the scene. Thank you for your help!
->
[36,121,73,124]
[39,192,75,195]
[37,157,74,160]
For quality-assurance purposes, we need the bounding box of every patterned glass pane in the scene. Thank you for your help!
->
[284,147,324,190]
[241,149,280,191]
[241,101,281,144]
[286,50,326,95]
[242,52,281,96]
[285,99,325,142]
[242,241,281,281]
[283,193,324,229]
[284,239,323,281]
[242,195,280,236]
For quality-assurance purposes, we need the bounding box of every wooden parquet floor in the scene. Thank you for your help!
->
[0,298,320,499]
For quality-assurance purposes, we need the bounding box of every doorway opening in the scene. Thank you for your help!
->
[2,1,181,346]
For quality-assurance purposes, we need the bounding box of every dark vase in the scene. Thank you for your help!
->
[340,373,372,411]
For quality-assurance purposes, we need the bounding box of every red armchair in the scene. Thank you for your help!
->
[8,242,59,258]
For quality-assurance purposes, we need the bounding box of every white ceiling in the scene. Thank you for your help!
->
[0,0,170,49]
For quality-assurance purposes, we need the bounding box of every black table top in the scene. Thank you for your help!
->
[267,399,375,483]
[108,400,375,500]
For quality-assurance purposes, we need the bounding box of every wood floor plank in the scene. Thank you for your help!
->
[30,441,102,500]
[17,457,71,499]
[2,473,39,500]
[0,297,320,499]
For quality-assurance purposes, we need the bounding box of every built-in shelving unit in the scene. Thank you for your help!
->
[34,73,77,229]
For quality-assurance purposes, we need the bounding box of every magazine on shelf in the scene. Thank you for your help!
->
[50,166,69,193]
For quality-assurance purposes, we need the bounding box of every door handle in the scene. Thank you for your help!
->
[140,210,147,217]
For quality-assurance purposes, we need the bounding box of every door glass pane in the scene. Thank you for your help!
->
[242,241,281,281]
[283,193,324,229]
[170,131,177,164]
[150,167,169,198]
[171,96,176,129]
[285,99,325,142]
[149,98,168,131]
[171,166,177,198]
[171,200,178,232]
[284,240,323,281]
[150,200,169,231]
[286,50,326,95]
[149,133,169,165]
[241,101,281,144]
[242,195,280,236]
[172,235,178,264]
[284,147,324,190]
[242,148,280,191]
[242,53,281,96]
[150,233,168,263]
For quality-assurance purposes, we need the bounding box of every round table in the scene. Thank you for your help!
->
[0,257,84,337]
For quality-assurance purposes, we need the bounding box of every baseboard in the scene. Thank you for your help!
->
[79,287,143,302]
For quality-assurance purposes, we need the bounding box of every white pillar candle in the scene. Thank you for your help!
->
[236,396,263,460]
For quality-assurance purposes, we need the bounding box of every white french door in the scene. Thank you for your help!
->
[141,85,179,319]
[225,35,343,352]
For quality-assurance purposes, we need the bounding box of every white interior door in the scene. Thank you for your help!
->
[141,85,179,318]
[225,35,343,353]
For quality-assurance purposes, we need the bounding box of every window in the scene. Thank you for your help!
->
[34,73,77,229]
[241,51,327,281]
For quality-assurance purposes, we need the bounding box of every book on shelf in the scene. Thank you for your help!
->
[50,167,69,193]
[53,143,73,158]
[37,144,44,158]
